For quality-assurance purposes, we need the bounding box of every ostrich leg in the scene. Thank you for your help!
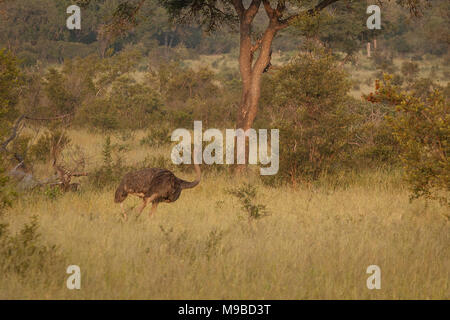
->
[136,193,158,217]
[149,202,159,218]
[120,202,127,221]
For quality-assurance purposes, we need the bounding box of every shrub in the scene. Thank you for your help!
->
[261,45,354,182]
[158,62,235,127]
[0,162,15,215]
[373,51,396,73]
[140,127,171,147]
[346,98,400,166]
[366,75,449,206]
[76,77,164,131]
[88,136,129,189]
[392,74,404,86]
[29,130,71,163]
[401,61,420,81]
[227,183,269,221]
[0,50,21,213]
[43,185,63,201]
[0,216,65,281]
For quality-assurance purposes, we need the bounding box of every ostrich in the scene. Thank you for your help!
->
[114,164,201,220]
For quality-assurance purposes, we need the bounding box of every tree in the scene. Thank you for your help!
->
[74,0,428,164]
[158,0,426,131]
[162,0,344,133]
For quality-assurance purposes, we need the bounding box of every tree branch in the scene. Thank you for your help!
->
[262,0,275,18]
[278,0,340,29]
[23,113,74,121]
[1,115,25,152]
[245,0,262,22]
[231,0,245,17]
[0,113,74,152]
[251,38,263,53]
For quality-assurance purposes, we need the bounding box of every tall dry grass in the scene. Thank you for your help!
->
[1,133,448,299]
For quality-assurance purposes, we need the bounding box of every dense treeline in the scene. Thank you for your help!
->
[0,0,448,66]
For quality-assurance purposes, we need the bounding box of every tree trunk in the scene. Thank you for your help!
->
[237,24,276,132]
[235,16,277,172]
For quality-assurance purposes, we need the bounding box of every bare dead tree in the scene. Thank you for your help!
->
[50,132,88,192]
[1,112,88,191]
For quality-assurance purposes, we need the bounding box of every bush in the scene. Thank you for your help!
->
[339,98,400,167]
[260,45,354,182]
[0,162,16,215]
[366,75,449,206]
[0,216,65,281]
[0,49,21,138]
[76,77,164,131]
[401,61,420,81]
[373,51,396,73]
[29,130,71,163]
[88,136,129,189]
[0,50,21,213]
[140,127,171,147]
[227,183,269,221]
[158,62,235,127]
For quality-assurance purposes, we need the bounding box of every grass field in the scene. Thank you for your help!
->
[1,130,448,299]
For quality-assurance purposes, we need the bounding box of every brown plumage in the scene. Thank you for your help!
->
[114,164,201,219]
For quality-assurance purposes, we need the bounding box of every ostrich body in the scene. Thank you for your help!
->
[114,164,201,219]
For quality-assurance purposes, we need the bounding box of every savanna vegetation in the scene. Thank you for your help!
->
[0,0,448,299]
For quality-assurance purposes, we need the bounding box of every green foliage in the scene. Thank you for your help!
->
[158,62,234,127]
[161,64,219,101]
[0,216,65,281]
[0,0,447,68]
[0,162,16,215]
[0,49,21,136]
[293,1,368,55]
[102,136,113,170]
[108,76,163,128]
[227,183,269,221]
[44,69,78,115]
[29,130,71,164]
[89,136,129,189]
[141,155,176,172]
[61,50,165,131]
[261,45,353,182]
[0,49,21,213]
[367,75,449,205]
[162,0,238,32]
[401,61,420,81]
[373,51,397,74]
[43,185,63,201]
[140,127,170,147]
